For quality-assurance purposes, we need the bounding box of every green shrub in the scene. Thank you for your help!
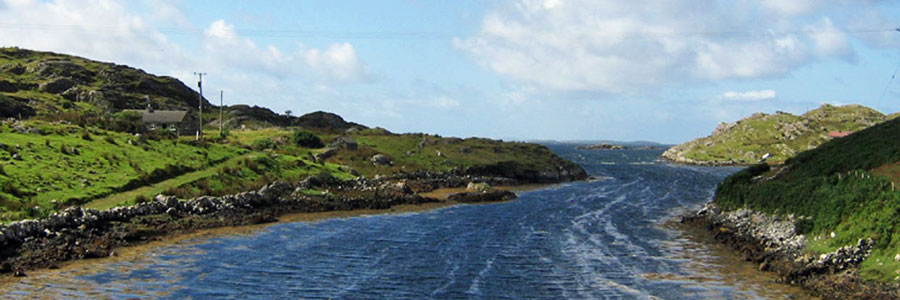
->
[254,155,279,171]
[291,131,324,148]
[252,138,277,150]
[216,128,230,141]
[81,129,92,141]
[135,194,151,204]
[0,163,5,176]
[104,135,117,145]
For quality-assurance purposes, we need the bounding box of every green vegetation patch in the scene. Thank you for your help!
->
[0,120,242,220]
[715,117,900,281]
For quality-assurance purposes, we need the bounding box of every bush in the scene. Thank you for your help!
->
[0,163,5,176]
[291,131,324,148]
[81,129,92,141]
[252,138,277,150]
[104,135,117,145]
[254,155,279,171]
[135,194,151,204]
[215,128,230,141]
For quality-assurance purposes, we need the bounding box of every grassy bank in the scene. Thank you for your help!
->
[0,120,582,223]
[715,117,900,281]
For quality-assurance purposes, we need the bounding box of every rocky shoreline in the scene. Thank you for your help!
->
[682,203,899,299]
[0,172,561,277]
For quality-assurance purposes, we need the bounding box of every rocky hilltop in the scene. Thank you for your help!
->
[0,47,364,131]
[662,104,888,165]
[0,47,207,116]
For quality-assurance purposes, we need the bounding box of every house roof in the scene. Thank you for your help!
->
[828,131,853,138]
[124,109,188,124]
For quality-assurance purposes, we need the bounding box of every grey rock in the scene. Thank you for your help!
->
[371,154,392,166]
[329,136,358,150]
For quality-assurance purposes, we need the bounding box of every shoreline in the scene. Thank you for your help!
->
[681,202,899,299]
[0,199,464,288]
[659,217,818,299]
[0,174,563,279]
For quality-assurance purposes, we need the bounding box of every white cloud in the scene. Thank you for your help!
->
[301,42,369,82]
[761,0,822,15]
[807,17,856,61]
[204,19,237,41]
[0,0,185,68]
[455,0,885,94]
[718,89,777,101]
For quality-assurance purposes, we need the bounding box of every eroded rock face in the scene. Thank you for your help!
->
[0,96,36,119]
[38,78,76,94]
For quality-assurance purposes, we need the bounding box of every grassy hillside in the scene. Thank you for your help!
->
[662,104,887,165]
[715,116,900,281]
[0,120,583,222]
[0,47,204,116]
[0,47,365,131]
[0,47,586,223]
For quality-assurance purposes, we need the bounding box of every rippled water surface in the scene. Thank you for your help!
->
[1,145,815,299]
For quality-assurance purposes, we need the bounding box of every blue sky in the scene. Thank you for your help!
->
[1,0,899,143]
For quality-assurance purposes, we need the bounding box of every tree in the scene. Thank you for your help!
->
[285,110,292,117]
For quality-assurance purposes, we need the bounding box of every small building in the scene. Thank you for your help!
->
[123,108,193,135]
[828,131,853,138]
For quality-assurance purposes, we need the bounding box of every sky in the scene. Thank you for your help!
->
[1,0,899,144]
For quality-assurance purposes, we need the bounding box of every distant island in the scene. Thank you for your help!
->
[576,143,665,151]
[662,104,892,165]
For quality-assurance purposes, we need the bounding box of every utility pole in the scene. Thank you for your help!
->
[219,90,224,136]
[193,72,206,140]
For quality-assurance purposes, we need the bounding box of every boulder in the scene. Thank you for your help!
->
[315,148,338,162]
[447,190,517,203]
[371,154,392,166]
[466,182,490,192]
[329,136,358,150]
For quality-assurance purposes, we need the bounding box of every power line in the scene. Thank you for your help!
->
[0,22,896,40]
[878,28,900,103]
